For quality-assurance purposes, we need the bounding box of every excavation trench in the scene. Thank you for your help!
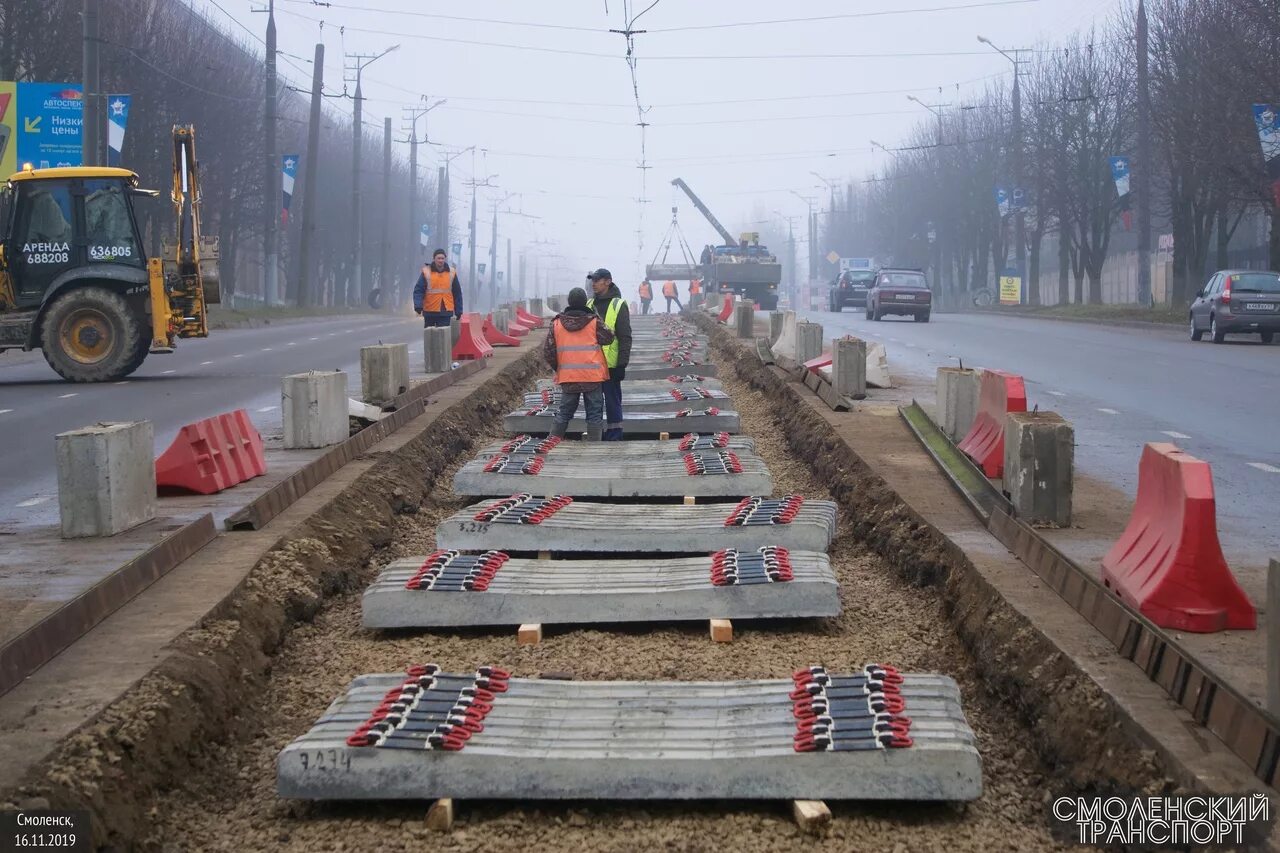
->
[7,317,1172,852]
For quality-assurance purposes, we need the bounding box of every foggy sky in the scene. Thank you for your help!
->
[205,0,1117,287]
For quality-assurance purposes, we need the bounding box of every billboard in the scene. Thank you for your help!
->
[16,82,83,168]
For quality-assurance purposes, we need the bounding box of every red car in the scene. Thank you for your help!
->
[866,268,932,322]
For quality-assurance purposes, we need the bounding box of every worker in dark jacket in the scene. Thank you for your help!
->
[543,287,615,440]
[412,249,464,327]
[586,268,632,441]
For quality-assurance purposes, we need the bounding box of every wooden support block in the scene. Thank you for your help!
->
[426,798,454,832]
[792,800,831,835]
[518,623,543,645]
[683,495,696,506]
[659,431,670,441]
[538,550,551,561]
[709,618,733,643]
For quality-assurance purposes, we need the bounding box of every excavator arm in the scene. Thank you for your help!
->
[670,178,737,247]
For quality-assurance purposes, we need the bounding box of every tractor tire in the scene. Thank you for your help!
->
[39,286,148,383]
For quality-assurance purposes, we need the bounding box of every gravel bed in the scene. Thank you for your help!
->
[144,351,1068,852]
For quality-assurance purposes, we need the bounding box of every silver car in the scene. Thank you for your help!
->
[1189,270,1280,344]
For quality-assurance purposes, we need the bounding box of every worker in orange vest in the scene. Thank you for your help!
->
[542,287,616,440]
[638,279,653,314]
[662,279,683,314]
[412,248,464,327]
[689,278,702,301]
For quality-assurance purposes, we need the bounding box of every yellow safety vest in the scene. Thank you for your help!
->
[586,297,622,368]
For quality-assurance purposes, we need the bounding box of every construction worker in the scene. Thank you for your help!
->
[689,278,702,303]
[543,287,615,441]
[638,279,653,315]
[587,268,633,441]
[662,279,683,314]
[413,249,464,328]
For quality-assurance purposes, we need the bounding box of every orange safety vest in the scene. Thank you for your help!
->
[689,279,702,295]
[421,265,455,312]
[553,317,608,384]
[639,281,652,300]
[662,280,677,298]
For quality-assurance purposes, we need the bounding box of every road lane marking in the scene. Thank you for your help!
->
[0,409,11,415]
[162,369,176,375]
[58,393,77,398]
[1247,462,1280,474]
[200,360,214,366]
[1161,430,1191,440]
[1048,391,1065,397]
[257,406,278,413]
[309,337,319,341]
[1097,408,1120,415]
[261,347,273,352]
[16,496,51,507]
[233,354,244,358]
[287,342,297,346]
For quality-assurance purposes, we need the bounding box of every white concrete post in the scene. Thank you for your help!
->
[424,327,451,373]
[832,337,867,398]
[936,367,981,441]
[734,303,754,339]
[360,343,410,405]
[795,321,824,366]
[283,370,349,449]
[56,421,156,538]
[1003,411,1074,527]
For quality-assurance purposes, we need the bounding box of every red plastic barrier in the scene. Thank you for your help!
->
[956,369,1026,478]
[1102,443,1256,633]
[452,312,495,360]
[717,292,736,323]
[482,314,521,347]
[515,306,545,329]
[155,409,265,495]
[803,352,832,375]
[506,318,531,337]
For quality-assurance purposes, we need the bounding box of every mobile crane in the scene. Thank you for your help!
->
[0,124,218,382]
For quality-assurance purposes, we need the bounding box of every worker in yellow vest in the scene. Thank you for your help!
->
[638,279,653,315]
[412,249,464,327]
[662,279,683,314]
[587,268,633,440]
[542,287,615,440]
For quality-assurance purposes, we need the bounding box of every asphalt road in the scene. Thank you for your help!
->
[799,307,1280,562]
[0,313,427,527]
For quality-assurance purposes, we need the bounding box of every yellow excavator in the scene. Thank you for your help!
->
[0,124,219,382]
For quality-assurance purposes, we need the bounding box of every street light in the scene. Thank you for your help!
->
[977,33,1026,290]
[349,44,398,304]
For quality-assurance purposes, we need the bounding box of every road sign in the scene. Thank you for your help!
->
[999,269,1022,306]
[478,262,487,276]
[0,82,14,175]
[17,82,82,168]
[419,224,430,248]
[825,250,840,264]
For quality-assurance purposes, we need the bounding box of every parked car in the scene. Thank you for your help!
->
[866,268,932,322]
[827,269,876,311]
[1189,270,1280,343]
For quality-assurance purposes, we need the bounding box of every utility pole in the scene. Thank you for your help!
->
[978,36,1026,294]
[489,206,498,310]
[519,252,527,300]
[1135,0,1153,306]
[403,98,446,273]
[436,166,447,257]
[297,42,324,307]
[464,165,498,310]
[82,0,100,165]
[263,0,278,305]
[380,116,392,308]
[345,45,399,305]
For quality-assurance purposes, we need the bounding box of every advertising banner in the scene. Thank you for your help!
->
[17,82,83,168]
[107,94,130,166]
[1254,104,1280,205]
[281,154,298,224]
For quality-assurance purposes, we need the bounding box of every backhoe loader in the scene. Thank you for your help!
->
[0,124,219,382]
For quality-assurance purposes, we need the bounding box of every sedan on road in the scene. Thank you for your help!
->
[866,268,932,322]
[1189,270,1280,343]
[827,270,876,311]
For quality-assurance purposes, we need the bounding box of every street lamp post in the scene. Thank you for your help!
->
[978,35,1025,296]
[906,95,949,300]
[349,45,399,305]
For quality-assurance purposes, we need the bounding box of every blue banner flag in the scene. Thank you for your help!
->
[281,154,299,224]
[420,224,431,248]
[106,94,130,166]
[994,187,1010,218]
[17,82,82,168]
[1109,156,1131,198]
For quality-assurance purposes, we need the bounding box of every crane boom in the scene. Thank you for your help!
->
[155,125,219,349]
[670,178,737,247]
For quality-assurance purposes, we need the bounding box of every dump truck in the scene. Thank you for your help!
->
[0,124,218,382]
[646,178,783,311]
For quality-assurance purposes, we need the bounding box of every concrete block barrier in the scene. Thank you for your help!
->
[56,420,156,538]
[359,343,410,406]
[832,338,867,399]
[283,370,349,449]
[735,303,754,339]
[278,670,981,802]
[956,369,1026,478]
[795,321,823,367]
[155,409,266,495]
[772,311,798,363]
[423,327,452,373]
[1102,443,1255,633]
[1003,411,1073,527]
[866,342,892,388]
[935,367,980,441]
[769,312,785,345]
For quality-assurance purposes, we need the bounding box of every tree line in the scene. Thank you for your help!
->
[817,0,1280,306]
[0,0,437,306]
